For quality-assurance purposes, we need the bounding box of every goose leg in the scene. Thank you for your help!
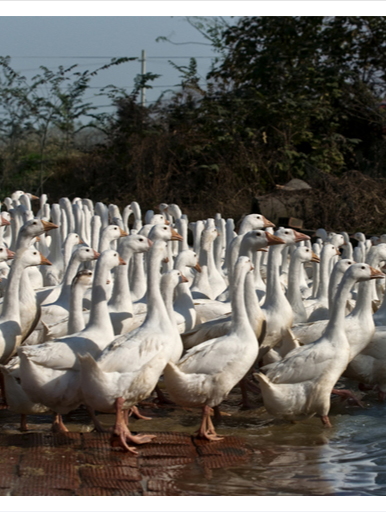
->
[197,406,223,441]
[331,388,364,407]
[20,414,28,432]
[111,398,156,453]
[154,385,175,405]
[52,413,69,433]
[321,415,332,428]
[128,405,152,420]
[86,406,107,433]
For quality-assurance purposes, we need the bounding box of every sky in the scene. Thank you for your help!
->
[0,16,234,119]
[0,2,385,123]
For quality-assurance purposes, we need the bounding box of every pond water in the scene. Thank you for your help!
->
[1,380,386,496]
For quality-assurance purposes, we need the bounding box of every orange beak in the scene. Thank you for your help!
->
[181,273,189,284]
[194,262,201,273]
[40,253,52,266]
[147,238,153,247]
[119,228,129,237]
[311,252,320,263]
[336,248,341,256]
[293,230,310,243]
[0,216,10,226]
[42,220,59,232]
[6,249,15,259]
[93,250,100,260]
[266,232,285,246]
[78,237,84,244]
[171,228,183,242]
[119,256,127,266]
[262,216,275,228]
[370,266,385,279]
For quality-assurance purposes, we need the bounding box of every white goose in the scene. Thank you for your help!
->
[164,256,258,440]
[257,228,310,362]
[0,247,51,363]
[286,247,320,324]
[78,240,182,451]
[256,263,383,426]
[182,230,283,350]
[18,250,125,430]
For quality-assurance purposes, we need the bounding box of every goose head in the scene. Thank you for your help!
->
[102,224,128,242]
[148,224,183,243]
[174,249,201,272]
[293,246,320,264]
[333,258,355,275]
[346,263,384,284]
[201,226,218,251]
[97,249,126,270]
[150,214,169,225]
[119,233,152,255]
[63,232,83,249]
[0,246,14,262]
[71,269,93,291]
[351,232,366,242]
[242,230,284,253]
[320,243,341,261]
[239,213,275,234]
[275,227,310,246]
[19,218,58,240]
[21,248,52,268]
[328,233,346,248]
[161,269,189,292]
[72,246,100,264]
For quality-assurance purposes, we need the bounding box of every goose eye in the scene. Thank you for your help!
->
[114,227,117,230]
[33,252,37,255]
[33,221,37,225]
[361,266,365,269]
[285,231,289,234]
[114,253,117,257]
[139,238,143,242]
[86,249,89,252]
[306,249,309,252]
[164,227,167,230]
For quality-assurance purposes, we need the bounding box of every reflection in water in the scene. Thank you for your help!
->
[1,382,386,495]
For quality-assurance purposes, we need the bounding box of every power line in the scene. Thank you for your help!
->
[8,55,216,60]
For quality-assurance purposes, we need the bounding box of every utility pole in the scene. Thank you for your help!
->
[141,49,146,108]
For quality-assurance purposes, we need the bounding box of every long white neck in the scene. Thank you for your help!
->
[286,255,307,321]
[324,273,357,340]
[86,258,114,340]
[61,254,83,288]
[244,270,263,330]
[264,244,286,303]
[68,285,88,334]
[109,246,134,313]
[316,247,333,301]
[2,254,26,321]
[230,265,254,336]
[145,247,172,330]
